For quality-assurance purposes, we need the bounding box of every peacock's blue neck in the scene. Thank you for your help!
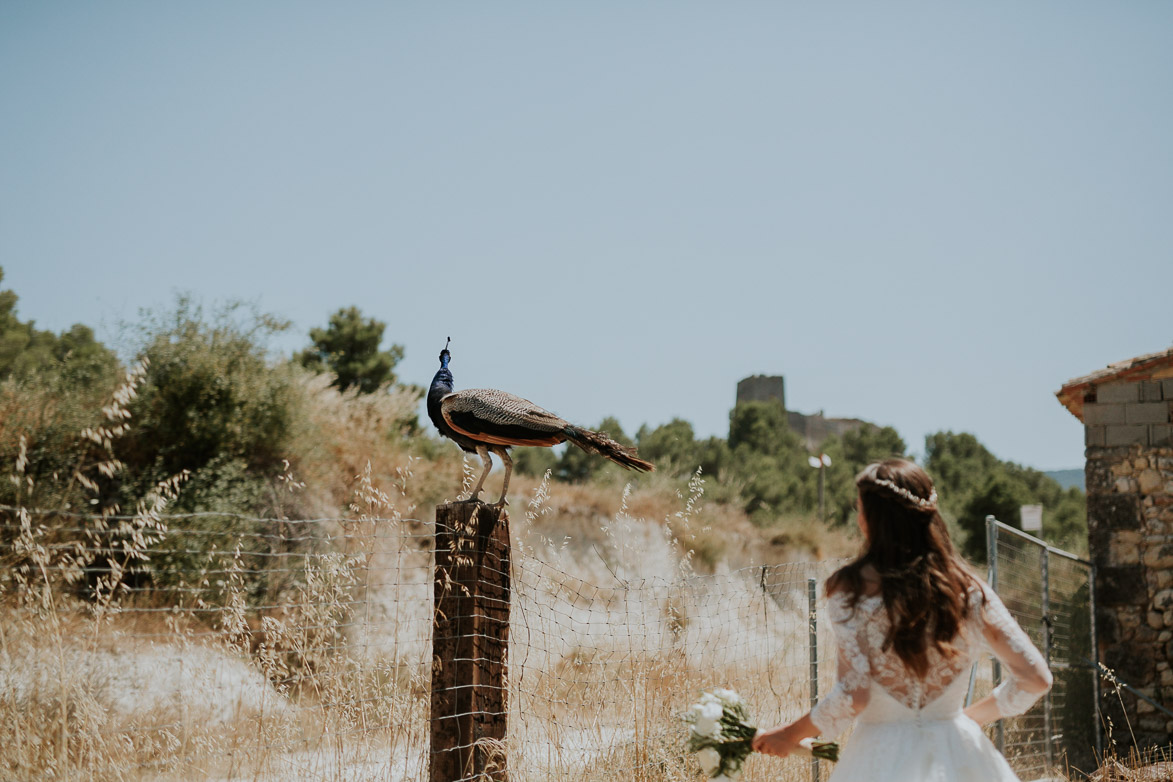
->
[429,368,452,394]
[427,349,455,433]
[427,367,453,415]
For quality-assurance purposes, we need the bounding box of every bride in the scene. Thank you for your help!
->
[752,459,1053,781]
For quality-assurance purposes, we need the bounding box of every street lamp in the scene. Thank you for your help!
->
[808,453,832,524]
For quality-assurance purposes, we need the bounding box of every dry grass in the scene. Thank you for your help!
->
[0,372,1092,782]
[0,460,846,781]
[1088,750,1173,782]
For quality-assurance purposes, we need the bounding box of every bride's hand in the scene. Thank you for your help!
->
[752,725,801,758]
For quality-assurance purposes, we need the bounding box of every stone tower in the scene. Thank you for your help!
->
[736,375,786,408]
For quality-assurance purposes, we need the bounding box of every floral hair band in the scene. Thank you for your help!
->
[868,478,938,511]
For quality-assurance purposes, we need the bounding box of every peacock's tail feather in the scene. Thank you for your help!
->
[564,426,655,472]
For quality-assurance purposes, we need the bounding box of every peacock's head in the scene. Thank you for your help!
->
[439,337,451,369]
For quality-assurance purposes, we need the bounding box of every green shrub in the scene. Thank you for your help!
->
[636,419,731,482]
[116,297,301,515]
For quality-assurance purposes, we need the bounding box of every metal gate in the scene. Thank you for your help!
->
[982,516,1101,779]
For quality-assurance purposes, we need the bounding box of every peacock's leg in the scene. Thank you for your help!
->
[491,446,512,507]
[463,445,493,503]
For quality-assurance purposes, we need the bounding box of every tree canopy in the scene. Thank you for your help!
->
[0,267,118,384]
[0,266,1086,558]
[926,430,1086,558]
[297,306,404,394]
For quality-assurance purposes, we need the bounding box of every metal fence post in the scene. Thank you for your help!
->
[1041,547,1054,773]
[1089,565,1103,759]
[808,577,820,782]
[986,516,1004,755]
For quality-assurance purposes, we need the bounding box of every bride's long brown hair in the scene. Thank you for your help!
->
[826,458,980,677]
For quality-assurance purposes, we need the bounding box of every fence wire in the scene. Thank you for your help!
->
[1,504,845,782]
[985,516,1100,779]
[506,554,843,782]
[1,504,1099,782]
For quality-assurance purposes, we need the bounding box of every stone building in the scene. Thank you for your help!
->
[1056,346,1173,749]
[735,374,872,450]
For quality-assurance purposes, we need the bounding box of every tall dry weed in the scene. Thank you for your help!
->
[0,372,1073,781]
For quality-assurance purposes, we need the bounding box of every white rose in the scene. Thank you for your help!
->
[713,688,739,702]
[696,747,721,774]
[694,700,724,737]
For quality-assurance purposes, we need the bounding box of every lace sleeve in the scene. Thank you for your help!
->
[810,592,871,737]
[979,582,1053,717]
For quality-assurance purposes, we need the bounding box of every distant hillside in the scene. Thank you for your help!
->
[1045,469,1085,491]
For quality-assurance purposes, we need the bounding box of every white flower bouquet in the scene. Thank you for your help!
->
[684,689,839,780]
[683,689,759,780]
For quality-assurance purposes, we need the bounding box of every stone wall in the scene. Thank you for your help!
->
[787,411,872,451]
[1083,377,1173,748]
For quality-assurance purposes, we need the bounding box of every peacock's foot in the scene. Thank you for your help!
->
[457,493,483,504]
[492,497,509,510]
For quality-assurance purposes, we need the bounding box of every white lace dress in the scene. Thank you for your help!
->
[809,580,1053,782]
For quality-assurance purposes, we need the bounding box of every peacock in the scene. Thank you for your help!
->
[427,339,654,506]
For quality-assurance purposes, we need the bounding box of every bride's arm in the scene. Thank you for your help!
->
[752,712,819,757]
[962,694,1005,726]
[970,581,1053,723]
[755,592,870,756]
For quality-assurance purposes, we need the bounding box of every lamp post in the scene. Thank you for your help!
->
[808,453,832,524]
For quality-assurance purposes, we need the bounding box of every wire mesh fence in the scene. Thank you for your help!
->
[0,501,845,782]
[985,516,1100,779]
[507,550,844,782]
[1,503,437,781]
[1,501,1101,782]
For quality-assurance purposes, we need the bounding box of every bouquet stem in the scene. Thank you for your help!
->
[794,737,840,762]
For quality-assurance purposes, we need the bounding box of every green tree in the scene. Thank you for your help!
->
[0,267,118,384]
[818,425,909,524]
[924,431,1001,506]
[725,401,810,518]
[925,430,1087,560]
[637,418,698,471]
[1000,462,1088,554]
[695,436,732,482]
[118,298,300,512]
[728,400,796,454]
[513,445,558,478]
[297,306,404,394]
[0,268,122,512]
[636,418,731,484]
[840,425,906,469]
[957,472,1032,560]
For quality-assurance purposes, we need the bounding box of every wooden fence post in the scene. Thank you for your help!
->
[431,502,511,782]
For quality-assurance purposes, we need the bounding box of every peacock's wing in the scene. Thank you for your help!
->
[441,389,569,447]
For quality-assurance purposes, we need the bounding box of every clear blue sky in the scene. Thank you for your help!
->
[3,2,1171,471]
